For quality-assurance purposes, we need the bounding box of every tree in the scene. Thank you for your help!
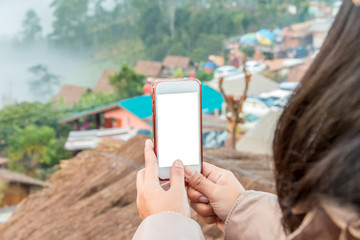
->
[21,9,42,43]
[7,125,70,176]
[195,69,214,82]
[49,0,90,48]
[173,68,184,78]
[28,64,60,102]
[109,63,145,99]
[70,92,118,112]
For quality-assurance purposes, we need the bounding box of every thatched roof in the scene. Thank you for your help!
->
[134,60,163,77]
[54,84,89,107]
[0,169,48,187]
[163,55,191,69]
[93,70,117,93]
[0,135,274,240]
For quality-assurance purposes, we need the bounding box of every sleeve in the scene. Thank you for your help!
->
[132,212,205,240]
[224,191,287,240]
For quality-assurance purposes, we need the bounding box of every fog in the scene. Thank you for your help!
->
[0,0,101,108]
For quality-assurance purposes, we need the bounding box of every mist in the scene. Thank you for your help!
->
[0,0,103,109]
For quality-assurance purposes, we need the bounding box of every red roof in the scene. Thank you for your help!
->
[134,60,163,77]
[54,84,89,107]
[264,59,285,72]
[163,56,191,69]
[93,70,117,93]
[288,65,310,82]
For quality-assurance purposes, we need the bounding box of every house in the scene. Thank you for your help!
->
[207,74,278,97]
[282,21,314,49]
[134,60,163,78]
[0,169,48,207]
[54,84,89,107]
[93,70,117,93]
[308,19,333,49]
[0,158,8,169]
[288,65,310,82]
[162,56,193,77]
[58,85,224,131]
[264,58,304,75]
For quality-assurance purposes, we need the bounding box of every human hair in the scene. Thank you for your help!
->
[273,0,360,233]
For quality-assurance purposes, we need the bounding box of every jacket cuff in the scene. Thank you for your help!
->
[132,212,205,240]
[224,191,286,240]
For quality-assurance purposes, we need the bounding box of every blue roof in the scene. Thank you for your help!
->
[118,95,152,119]
[59,83,224,123]
[119,84,224,119]
[202,85,224,114]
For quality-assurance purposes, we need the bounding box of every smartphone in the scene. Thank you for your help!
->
[152,78,203,181]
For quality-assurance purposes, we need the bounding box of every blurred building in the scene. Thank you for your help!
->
[54,84,89,107]
[0,169,47,207]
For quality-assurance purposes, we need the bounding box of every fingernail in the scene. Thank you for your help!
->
[145,139,153,148]
[184,166,195,177]
[199,196,209,203]
[173,160,183,168]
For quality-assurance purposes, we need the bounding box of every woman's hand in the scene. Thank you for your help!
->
[136,139,191,220]
[185,163,245,231]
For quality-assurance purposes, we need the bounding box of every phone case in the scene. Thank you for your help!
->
[152,78,203,181]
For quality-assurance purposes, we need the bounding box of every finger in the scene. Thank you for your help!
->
[190,202,215,217]
[161,181,170,191]
[170,160,185,191]
[185,165,216,197]
[136,169,145,193]
[197,214,218,225]
[144,139,159,183]
[187,186,209,204]
[202,162,225,183]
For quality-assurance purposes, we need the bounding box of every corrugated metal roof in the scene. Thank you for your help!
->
[58,84,224,124]
[118,95,152,119]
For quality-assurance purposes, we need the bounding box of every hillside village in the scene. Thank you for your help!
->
[0,1,340,239]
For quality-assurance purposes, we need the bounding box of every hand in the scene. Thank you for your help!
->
[136,139,191,220]
[185,163,245,231]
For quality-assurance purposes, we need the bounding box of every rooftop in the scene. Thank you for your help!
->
[134,60,163,77]
[163,55,192,69]
[54,84,89,107]
[0,169,48,187]
[93,70,117,93]
[58,85,224,124]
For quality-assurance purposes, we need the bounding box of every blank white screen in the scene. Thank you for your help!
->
[157,92,200,167]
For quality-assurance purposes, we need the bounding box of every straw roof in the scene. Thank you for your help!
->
[93,70,117,93]
[0,169,48,187]
[134,60,163,77]
[54,84,89,107]
[0,135,274,240]
[163,55,191,69]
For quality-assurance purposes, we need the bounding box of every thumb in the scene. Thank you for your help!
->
[170,160,185,190]
[185,166,215,197]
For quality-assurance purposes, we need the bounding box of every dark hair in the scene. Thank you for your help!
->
[273,0,360,233]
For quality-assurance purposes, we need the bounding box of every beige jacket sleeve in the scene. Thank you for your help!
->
[225,190,286,240]
[132,212,205,240]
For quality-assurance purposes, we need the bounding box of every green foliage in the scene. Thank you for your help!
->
[241,47,255,58]
[0,102,70,151]
[173,68,184,78]
[28,64,60,102]
[7,125,70,176]
[109,64,145,99]
[21,9,42,43]
[195,69,214,82]
[45,1,310,64]
[70,92,118,112]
